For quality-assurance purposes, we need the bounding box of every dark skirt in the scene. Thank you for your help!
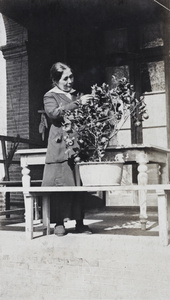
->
[42,161,84,223]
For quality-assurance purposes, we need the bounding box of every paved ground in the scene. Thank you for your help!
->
[0,207,170,300]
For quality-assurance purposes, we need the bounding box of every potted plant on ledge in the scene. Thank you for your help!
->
[63,76,148,186]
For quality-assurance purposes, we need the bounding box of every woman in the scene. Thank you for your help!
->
[42,62,93,236]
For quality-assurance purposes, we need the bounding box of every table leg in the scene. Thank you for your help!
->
[159,162,170,233]
[21,158,40,221]
[24,193,34,240]
[157,190,169,246]
[160,162,169,184]
[21,159,31,189]
[34,196,40,220]
[136,153,149,230]
[42,195,50,235]
[168,194,170,232]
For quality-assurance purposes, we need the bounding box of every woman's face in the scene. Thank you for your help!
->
[57,68,74,92]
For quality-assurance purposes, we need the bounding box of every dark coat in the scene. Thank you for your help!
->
[44,87,79,163]
[41,87,84,223]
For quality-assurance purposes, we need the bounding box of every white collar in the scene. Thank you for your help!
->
[49,86,76,95]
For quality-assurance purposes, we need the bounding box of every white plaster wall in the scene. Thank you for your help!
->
[142,92,167,147]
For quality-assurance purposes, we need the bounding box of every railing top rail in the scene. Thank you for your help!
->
[0,184,170,193]
[0,134,44,146]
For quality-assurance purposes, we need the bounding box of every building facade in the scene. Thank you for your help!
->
[0,0,170,207]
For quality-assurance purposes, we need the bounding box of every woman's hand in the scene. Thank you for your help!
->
[80,94,93,105]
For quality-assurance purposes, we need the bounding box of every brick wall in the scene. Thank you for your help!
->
[2,16,29,140]
[1,16,29,208]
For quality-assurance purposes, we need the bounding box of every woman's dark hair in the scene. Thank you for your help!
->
[50,62,72,84]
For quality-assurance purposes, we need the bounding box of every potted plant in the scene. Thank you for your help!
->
[63,76,148,186]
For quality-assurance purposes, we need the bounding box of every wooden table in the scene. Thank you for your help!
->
[16,144,170,230]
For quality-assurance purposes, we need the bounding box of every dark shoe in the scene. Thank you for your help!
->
[54,225,66,236]
[75,224,92,234]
